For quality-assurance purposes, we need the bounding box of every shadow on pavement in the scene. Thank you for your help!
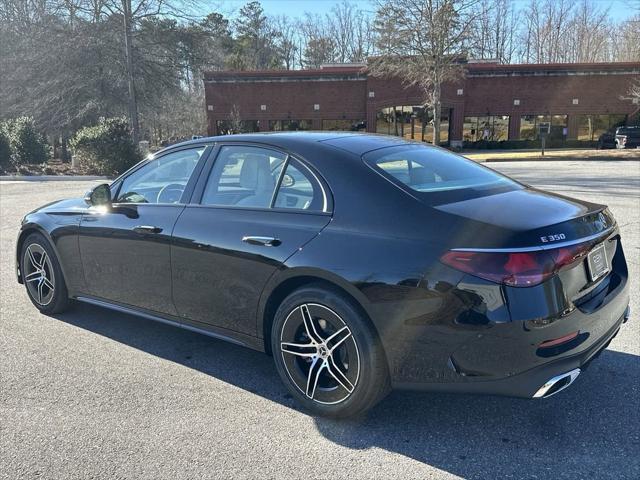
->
[56,302,640,479]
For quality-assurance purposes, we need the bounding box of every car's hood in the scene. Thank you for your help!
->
[434,187,611,249]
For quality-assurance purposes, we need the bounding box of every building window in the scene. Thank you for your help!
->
[463,116,510,142]
[216,120,259,135]
[519,115,567,140]
[576,114,627,141]
[375,106,450,145]
[269,120,312,131]
[322,119,366,131]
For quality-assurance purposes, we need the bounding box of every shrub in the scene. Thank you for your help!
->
[70,117,141,176]
[2,117,49,166]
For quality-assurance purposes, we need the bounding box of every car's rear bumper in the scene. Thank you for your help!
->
[394,305,629,398]
[390,242,630,397]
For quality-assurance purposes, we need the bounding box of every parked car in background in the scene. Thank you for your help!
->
[615,125,640,149]
[596,129,616,149]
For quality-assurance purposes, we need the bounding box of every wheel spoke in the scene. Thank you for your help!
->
[281,341,317,357]
[25,271,41,283]
[42,277,54,291]
[300,304,324,344]
[326,355,354,393]
[326,326,352,352]
[26,246,39,270]
[37,279,44,303]
[38,251,48,269]
[305,357,325,399]
[327,356,353,393]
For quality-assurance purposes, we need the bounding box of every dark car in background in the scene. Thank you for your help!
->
[16,132,630,417]
[596,128,617,149]
[615,125,640,149]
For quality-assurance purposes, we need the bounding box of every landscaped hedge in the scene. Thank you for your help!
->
[0,117,49,169]
[70,117,141,176]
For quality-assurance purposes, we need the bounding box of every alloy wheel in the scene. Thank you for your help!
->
[23,243,55,306]
[279,303,360,404]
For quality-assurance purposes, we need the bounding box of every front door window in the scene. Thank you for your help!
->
[116,147,206,204]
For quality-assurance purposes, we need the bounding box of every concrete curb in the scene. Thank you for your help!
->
[482,157,640,163]
[0,175,108,182]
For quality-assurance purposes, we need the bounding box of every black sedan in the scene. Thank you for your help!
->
[16,133,630,417]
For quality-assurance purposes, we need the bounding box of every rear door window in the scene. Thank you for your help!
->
[201,145,286,208]
[273,158,327,212]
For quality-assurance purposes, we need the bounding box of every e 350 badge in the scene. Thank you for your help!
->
[540,233,566,243]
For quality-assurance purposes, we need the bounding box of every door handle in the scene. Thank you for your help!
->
[134,225,163,234]
[242,236,281,247]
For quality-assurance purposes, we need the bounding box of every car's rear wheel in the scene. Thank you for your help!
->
[21,233,71,314]
[271,285,390,418]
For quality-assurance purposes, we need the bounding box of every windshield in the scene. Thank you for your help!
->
[364,144,521,203]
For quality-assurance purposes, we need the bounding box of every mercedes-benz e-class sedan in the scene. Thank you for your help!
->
[17,132,630,417]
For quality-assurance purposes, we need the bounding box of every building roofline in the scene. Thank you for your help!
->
[204,61,640,82]
[204,66,366,80]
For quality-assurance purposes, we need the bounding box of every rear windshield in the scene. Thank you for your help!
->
[364,144,521,203]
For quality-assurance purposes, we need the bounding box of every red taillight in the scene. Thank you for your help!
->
[440,242,592,287]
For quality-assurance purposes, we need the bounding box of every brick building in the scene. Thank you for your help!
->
[204,61,640,147]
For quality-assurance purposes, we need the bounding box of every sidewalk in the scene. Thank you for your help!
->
[463,148,640,162]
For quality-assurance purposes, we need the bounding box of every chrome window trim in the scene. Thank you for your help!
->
[451,227,615,253]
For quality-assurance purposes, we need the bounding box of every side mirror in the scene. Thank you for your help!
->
[281,173,295,188]
[84,183,112,207]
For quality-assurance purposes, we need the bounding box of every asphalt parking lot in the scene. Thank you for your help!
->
[1,160,639,480]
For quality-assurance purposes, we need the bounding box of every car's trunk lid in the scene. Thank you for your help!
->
[434,187,613,250]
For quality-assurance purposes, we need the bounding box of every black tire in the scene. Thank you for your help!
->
[271,285,390,418]
[20,232,71,314]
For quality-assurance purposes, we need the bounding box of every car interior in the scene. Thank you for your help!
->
[116,148,205,204]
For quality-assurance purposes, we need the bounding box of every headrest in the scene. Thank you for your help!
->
[239,155,273,193]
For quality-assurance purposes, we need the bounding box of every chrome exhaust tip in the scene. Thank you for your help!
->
[533,368,581,398]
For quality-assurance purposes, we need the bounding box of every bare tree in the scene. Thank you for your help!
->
[99,0,201,144]
[467,0,516,63]
[620,77,640,105]
[228,104,243,134]
[299,13,336,68]
[612,14,640,61]
[273,15,297,70]
[325,0,374,63]
[370,0,477,145]
[565,1,613,62]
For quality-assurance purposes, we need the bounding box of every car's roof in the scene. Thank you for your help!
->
[159,131,425,157]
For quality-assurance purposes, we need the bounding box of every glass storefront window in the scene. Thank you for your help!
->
[376,105,449,145]
[519,114,567,140]
[322,119,366,131]
[463,116,510,142]
[216,120,259,135]
[269,120,312,131]
[576,114,627,140]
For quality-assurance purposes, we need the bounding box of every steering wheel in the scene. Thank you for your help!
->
[157,183,185,204]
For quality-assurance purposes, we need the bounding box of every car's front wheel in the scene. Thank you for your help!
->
[271,285,390,418]
[20,232,71,314]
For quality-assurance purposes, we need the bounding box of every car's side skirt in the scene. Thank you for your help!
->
[75,295,265,352]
